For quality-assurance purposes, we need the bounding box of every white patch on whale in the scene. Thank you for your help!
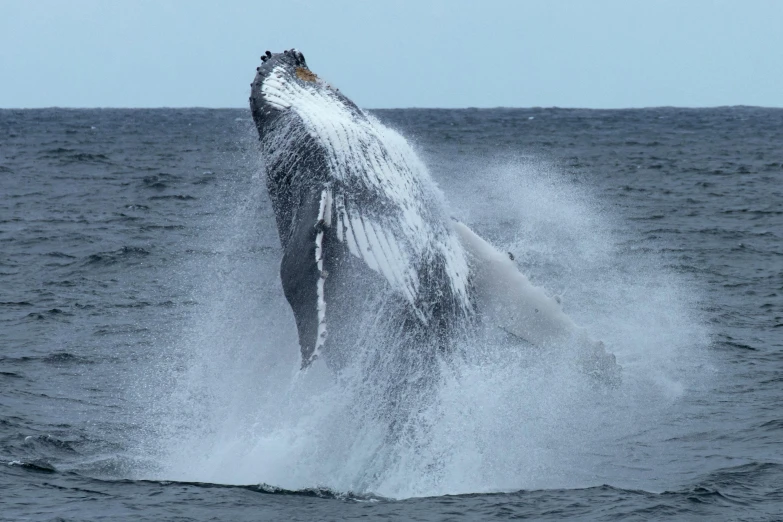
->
[312,187,332,364]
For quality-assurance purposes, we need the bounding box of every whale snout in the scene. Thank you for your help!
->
[262,48,307,69]
[250,48,314,125]
[252,49,309,93]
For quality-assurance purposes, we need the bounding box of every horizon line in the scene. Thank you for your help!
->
[1,104,781,111]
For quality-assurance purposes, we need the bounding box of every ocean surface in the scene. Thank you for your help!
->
[1,107,781,521]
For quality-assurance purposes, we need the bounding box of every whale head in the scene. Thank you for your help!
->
[249,48,359,136]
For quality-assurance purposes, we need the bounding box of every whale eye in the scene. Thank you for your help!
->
[295,67,318,82]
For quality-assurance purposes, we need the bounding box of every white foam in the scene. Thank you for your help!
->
[141,77,712,503]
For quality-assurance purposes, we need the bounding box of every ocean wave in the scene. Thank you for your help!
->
[85,246,151,266]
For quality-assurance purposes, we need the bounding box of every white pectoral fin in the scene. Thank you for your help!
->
[452,221,580,346]
[453,220,620,384]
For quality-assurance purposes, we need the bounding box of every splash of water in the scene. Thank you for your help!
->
[137,136,710,500]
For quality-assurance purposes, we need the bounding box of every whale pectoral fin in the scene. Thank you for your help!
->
[452,220,621,384]
[280,187,331,368]
[451,220,577,346]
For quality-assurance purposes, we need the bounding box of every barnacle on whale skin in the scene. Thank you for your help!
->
[295,67,318,83]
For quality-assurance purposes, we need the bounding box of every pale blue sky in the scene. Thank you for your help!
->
[1,0,781,108]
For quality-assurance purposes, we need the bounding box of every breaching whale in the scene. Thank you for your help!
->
[249,49,618,381]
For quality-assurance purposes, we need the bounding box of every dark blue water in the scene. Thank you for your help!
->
[1,107,781,520]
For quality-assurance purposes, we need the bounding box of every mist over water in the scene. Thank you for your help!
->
[138,131,711,499]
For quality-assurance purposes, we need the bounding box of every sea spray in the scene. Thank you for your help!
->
[138,131,710,499]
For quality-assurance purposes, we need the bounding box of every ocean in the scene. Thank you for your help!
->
[1,107,781,520]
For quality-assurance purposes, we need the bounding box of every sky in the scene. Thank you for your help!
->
[1,0,781,109]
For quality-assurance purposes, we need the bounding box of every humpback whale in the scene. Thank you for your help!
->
[249,49,618,381]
